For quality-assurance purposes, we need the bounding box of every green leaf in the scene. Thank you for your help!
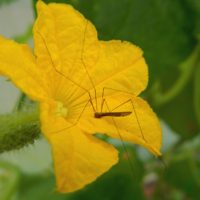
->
[156,78,199,139]
[151,44,200,106]
[194,64,200,125]
[19,175,68,200]
[151,45,200,139]
[0,161,20,200]
[184,0,200,35]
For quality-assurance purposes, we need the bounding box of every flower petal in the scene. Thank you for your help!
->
[87,40,148,97]
[40,101,118,193]
[50,130,118,193]
[76,96,162,156]
[0,36,47,101]
[33,1,99,79]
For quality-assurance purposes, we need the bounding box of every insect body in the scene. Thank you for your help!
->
[94,111,132,118]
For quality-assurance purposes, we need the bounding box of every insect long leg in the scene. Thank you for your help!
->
[101,87,147,142]
[103,99,136,178]
[101,98,105,112]
[101,87,106,112]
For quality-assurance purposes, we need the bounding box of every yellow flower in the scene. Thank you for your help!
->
[0,0,162,193]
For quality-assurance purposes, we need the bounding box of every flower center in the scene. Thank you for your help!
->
[55,101,68,118]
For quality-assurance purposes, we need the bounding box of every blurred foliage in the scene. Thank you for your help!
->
[194,63,200,126]
[1,0,200,199]
[0,162,20,200]
[159,136,200,200]
[0,0,19,6]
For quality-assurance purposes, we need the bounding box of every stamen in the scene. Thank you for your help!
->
[55,101,68,118]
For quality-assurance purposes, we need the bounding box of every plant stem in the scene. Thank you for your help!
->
[0,110,40,153]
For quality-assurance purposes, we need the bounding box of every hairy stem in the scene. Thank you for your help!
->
[0,110,40,153]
